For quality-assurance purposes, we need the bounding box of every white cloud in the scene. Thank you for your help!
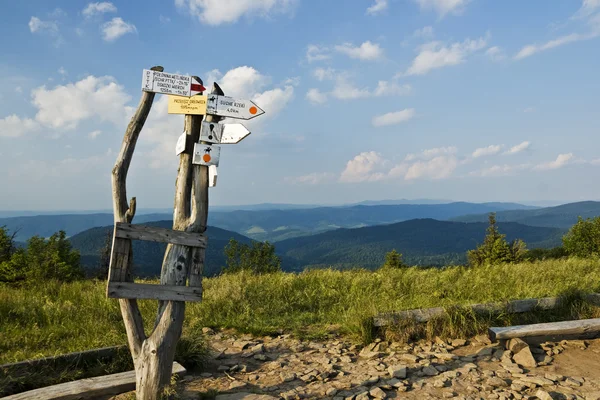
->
[472,144,503,158]
[285,172,335,184]
[101,17,137,41]
[175,0,297,25]
[404,36,487,76]
[208,66,268,98]
[88,130,102,139]
[0,115,39,138]
[533,153,574,170]
[514,33,597,60]
[306,88,327,105]
[485,46,505,61]
[15,86,22,94]
[31,75,132,130]
[252,85,294,118]
[590,158,600,165]
[306,44,330,63]
[522,107,535,113]
[366,0,388,15]
[373,81,412,96]
[29,17,59,34]
[340,151,388,183]
[82,2,117,17]
[372,108,416,127]
[58,67,67,77]
[413,26,434,38]
[574,0,600,18]
[405,146,457,161]
[470,163,531,177]
[335,41,384,61]
[313,67,335,81]
[159,15,171,24]
[504,141,531,155]
[413,0,470,17]
[330,76,371,100]
[404,155,458,180]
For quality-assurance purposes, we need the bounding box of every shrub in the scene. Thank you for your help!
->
[467,213,527,267]
[380,249,407,269]
[223,238,281,274]
[563,216,600,258]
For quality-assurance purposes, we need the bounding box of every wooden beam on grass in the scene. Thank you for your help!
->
[107,282,202,302]
[373,293,600,327]
[489,318,600,342]
[2,362,185,400]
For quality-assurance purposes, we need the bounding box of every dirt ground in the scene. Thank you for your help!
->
[113,330,600,400]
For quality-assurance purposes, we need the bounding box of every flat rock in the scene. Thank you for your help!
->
[388,364,407,379]
[215,394,278,400]
[369,387,387,398]
[513,346,537,368]
[506,338,529,354]
[422,365,439,376]
[534,389,553,400]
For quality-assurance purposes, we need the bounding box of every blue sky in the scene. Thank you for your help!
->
[0,0,599,210]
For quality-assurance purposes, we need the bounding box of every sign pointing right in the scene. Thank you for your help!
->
[221,124,251,144]
[206,95,265,120]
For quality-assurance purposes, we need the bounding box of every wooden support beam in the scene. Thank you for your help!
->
[3,362,186,400]
[489,318,600,342]
[107,282,202,302]
[373,293,600,327]
[115,222,207,248]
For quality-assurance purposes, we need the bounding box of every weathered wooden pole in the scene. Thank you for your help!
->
[111,66,223,399]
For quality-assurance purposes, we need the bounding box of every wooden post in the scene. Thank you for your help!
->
[111,66,222,399]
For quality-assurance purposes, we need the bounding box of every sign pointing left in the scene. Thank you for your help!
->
[141,69,206,97]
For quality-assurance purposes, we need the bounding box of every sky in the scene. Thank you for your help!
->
[0,0,599,210]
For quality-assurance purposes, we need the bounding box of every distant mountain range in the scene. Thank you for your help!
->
[451,201,600,228]
[70,218,564,276]
[0,201,538,242]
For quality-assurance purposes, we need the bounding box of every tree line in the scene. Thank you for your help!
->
[1,212,600,283]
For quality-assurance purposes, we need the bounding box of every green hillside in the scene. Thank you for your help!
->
[451,201,600,228]
[276,219,565,270]
[70,221,253,277]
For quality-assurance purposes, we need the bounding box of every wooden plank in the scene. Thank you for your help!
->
[107,282,202,302]
[373,293,600,327]
[3,362,186,400]
[115,222,207,248]
[107,235,130,284]
[489,318,600,342]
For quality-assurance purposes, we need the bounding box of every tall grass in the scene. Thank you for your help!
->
[2,258,600,365]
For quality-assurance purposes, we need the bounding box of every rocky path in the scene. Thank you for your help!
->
[175,329,600,399]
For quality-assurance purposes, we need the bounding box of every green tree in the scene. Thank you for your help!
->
[467,213,528,267]
[0,226,17,264]
[223,238,281,274]
[562,216,600,257]
[381,249,406,269]
[0,230,83,283]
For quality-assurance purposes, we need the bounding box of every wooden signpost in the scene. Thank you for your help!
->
[108,65,264,399]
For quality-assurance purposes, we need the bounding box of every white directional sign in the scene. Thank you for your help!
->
[206,95,265,120]
[192,143,221,167]
[221,124,251,144]
[141,69,206,97]
[209,165,218,187]
[175,132,186,156]
[200,122,223,144]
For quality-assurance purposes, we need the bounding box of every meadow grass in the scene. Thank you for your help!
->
[2,257,600,366]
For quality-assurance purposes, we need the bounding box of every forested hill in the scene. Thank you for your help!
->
[70,221,252,277]
[451,201,600,228]
[276,219,564,271]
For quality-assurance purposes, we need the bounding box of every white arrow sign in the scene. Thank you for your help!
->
[221,124,251,144]
[141,69,206,97]
[206,95,265,120]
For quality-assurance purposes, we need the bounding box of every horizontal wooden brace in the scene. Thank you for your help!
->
[107,282,203,302]
[115,222,207,248]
